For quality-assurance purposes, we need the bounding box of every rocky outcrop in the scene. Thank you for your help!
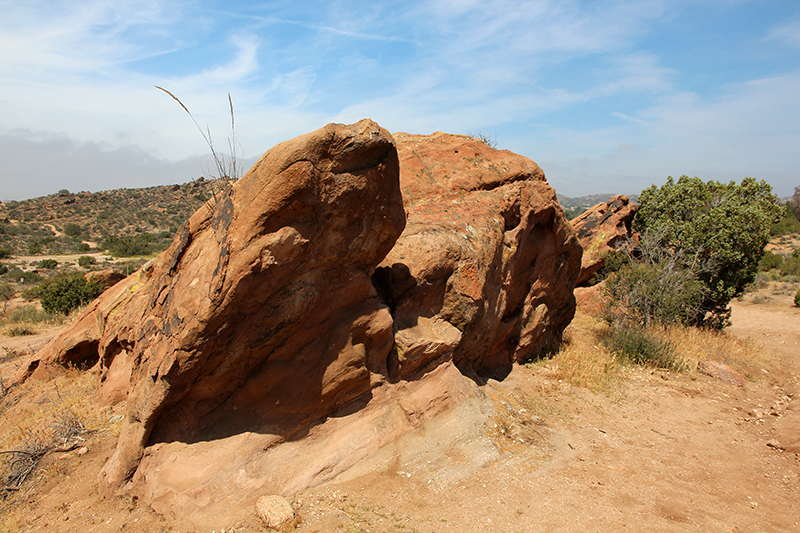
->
[84,269,126,291]
[21,124,582,505]
[375,132,582,378]
[570,194,637,285]
[27,119,406,492]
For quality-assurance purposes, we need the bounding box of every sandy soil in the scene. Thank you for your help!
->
[289,292,800,533]
[1,286,799,533]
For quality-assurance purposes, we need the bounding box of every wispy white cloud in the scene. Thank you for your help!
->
[543,72,800,197]
[769,18,800,48]
[0,0,798,200]
[0,0,182,73]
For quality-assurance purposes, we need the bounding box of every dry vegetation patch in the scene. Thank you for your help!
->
[0,370,116,508]
[547,307,776,395]
[545,311,620,392]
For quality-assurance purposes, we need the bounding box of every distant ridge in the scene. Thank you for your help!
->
[557,193,639,211]
[0,179,226,256]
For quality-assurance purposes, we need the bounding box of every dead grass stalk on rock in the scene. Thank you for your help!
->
[155,86,242,209]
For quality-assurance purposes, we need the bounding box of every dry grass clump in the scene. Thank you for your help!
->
[546,308,775,392]
[547,311,620,392]
[0,370,107,498]
[661,325,776,379]
[0,304,64,339]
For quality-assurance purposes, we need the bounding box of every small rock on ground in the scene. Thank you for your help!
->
[256,495,297,531]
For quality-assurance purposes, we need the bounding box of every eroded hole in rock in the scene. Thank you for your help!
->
[501,202,522,231]
[61,340,99,371]
[372,263,415,314]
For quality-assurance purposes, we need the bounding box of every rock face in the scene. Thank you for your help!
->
[570,194,637,285]
[375,132,582,377]
[22,124,582,504]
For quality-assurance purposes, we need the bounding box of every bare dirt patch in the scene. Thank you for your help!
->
[1,286,799,532]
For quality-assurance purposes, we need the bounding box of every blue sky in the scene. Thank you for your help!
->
[1,0,799,201]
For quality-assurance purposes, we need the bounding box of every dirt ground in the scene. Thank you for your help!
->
[1,285,799,532]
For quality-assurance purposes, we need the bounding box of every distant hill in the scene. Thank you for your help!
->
[0,184,641,257]
[557,193,639,219]
[0,178,227,257]
[557,193,638,210]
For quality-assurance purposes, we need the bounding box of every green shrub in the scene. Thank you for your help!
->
[77,256,96,268]
[0,247,12,259]
[102,233,157,257]
[604,323,681,370]
[21,286,41,301]
[2,268,41,285]
[27,242,42,255]
[782,256,800,277]
[0,264,7,275]
[771,214,800,236]
[795,287,800,307]
[636,176,782,327]
[0,282,14,312]
[37,259,58,269]
[759,251,784,271]
[604,231,704,328]
[7,304,52,324]
[63,223,82,237]
[38,274,102,315]
[6,325,35,337]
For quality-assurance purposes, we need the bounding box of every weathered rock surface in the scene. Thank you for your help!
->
[84,269,126,291]
[20,124,582,524]
[375,132,582,377]
[570,194,637,285]
[698,360,745,387]
[26,119,406,492]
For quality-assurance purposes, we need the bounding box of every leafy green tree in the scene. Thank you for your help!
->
[38,273,102,315]
[635,176,782,328]
[0,247,11,259]
[37,259,58,269]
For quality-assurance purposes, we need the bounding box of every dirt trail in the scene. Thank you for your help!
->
[1,291,799,532]
[729,293,800,376]
[289,293,800,533]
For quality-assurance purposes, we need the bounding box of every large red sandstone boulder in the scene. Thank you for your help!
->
[19,124,582,511]
[25,119,406,492]
[375,132,582,378]
[570,194,637,285]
